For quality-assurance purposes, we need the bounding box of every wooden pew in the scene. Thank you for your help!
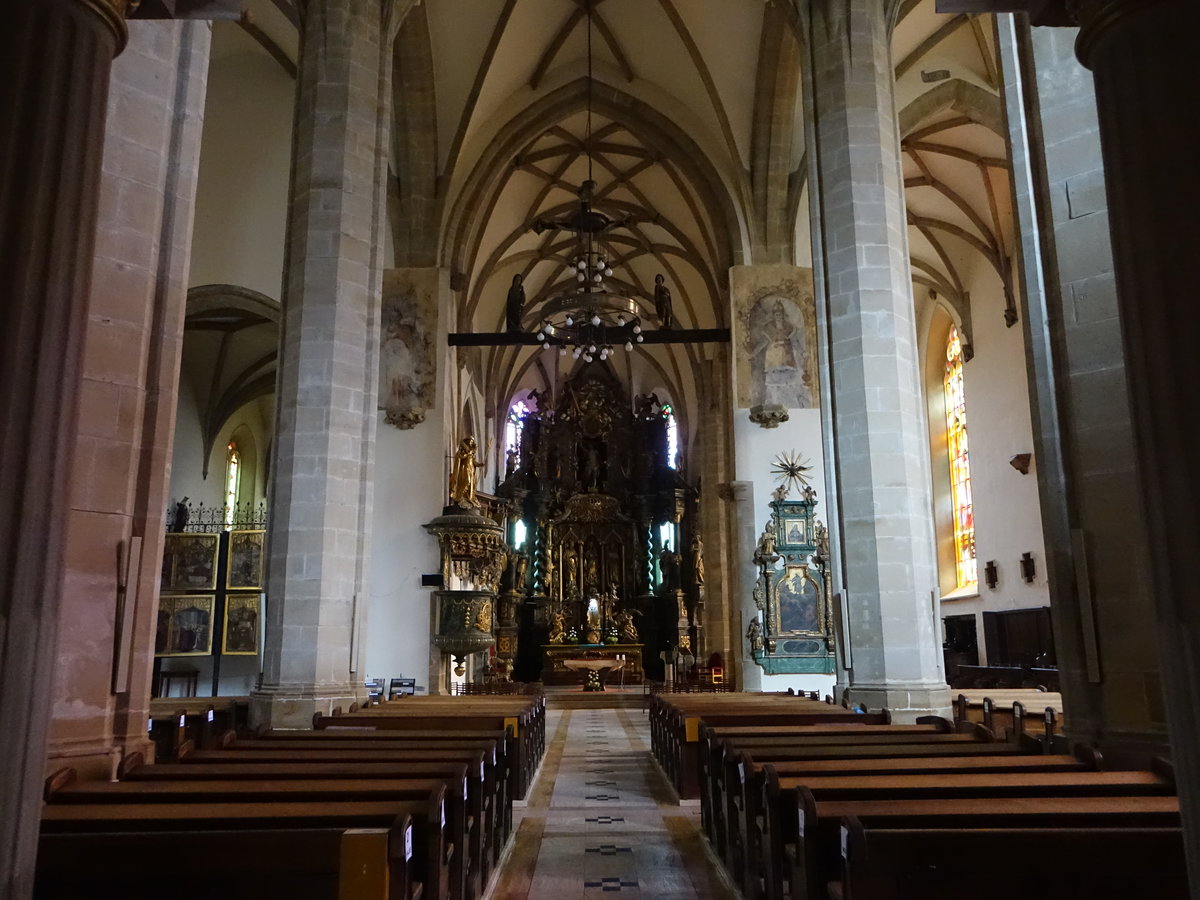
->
[651,695,884,798]
[174,744,510,871]
[36,826,402,900]
[314,712,538,800]
[770,780,1180,900]
[39,800,444,900]
[194,735,514,845]
[120,754,494,895]
[835,820,1186,900]
[47,771,471,900]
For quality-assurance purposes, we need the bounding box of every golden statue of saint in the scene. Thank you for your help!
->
[449,436,486,507]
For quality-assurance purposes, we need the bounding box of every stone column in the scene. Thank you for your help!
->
[0,1,129,894]
[1073,0,1200,886]
[806,0,949,718]
[252,0,390,728]
[48,19,210,782]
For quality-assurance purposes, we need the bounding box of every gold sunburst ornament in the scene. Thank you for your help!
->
[770,450,812,497]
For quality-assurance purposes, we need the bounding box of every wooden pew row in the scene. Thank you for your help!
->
[178,741,512,864]
[147,697,250,760]
[780,789,1181,900]
[39,799,444,900]
[47,768,472,900]
[651,696,884,798]
[36,826,404,900]
[836,822,1186,900]
[952,693,1065,743]
[318,696,546,800]
[266,726,524,810]
[119,755,493,896]
[703,728,1013,896]
[758,766,1176,900]
[700,722,996,870]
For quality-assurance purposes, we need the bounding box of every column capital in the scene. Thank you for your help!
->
[77,0,136,54]
[1072,0,1171,68]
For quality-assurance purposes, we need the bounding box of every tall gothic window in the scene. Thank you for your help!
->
[224,441,240,529]
[944,327,976,589]
[505,399,530,458]
[662,403,679,469]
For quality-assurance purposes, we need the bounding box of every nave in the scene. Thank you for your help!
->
[494,704,734,899]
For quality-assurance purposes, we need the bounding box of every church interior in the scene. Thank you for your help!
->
[3,0,1200,896]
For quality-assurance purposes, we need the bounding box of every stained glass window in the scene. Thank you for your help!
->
[662,403,679,469]
[944,327,976,589]
[505,399,530,458]
[224,441,240,529]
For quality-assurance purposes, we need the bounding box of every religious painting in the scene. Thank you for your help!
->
[161,533,219,591]
[379,268,438,430]
[155,594,214,656]
[779,518,806,546]
[226,529,265,590]
[222,593,261,655]
[732,266,818,410]
[776,566,821,634]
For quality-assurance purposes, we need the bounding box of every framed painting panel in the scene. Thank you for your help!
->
[155,594,215,657]
[222,592,261,655]
[779,517,806,546]
[774,565,821,635]
[226,529,266,590]
[162,533,219,591]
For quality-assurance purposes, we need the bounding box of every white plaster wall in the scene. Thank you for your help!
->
[168,393,271,511]
[365,415,443,691]
[188,23,293,297]
[918,271,1051,664]
[168,376,208,507]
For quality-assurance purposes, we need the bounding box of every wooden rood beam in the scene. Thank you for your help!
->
[448,328,730,347]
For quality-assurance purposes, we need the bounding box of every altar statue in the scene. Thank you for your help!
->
[449,436,486,508]
[548,609,566,644]
[691,535,705,585]
[614,608,640,643]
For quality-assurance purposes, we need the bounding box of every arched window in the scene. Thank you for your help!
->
[944,327,976,589]
[662,403,679,469]
[224,441,241,529]
[505,399,530,459]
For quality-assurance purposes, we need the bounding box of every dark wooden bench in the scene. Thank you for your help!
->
[38,799,449,900]
[120,753,495,894]
[199,733,514,842]
[773,782,1180,900]
[47,770,470,900]
[836,820,1186,899]
[35,826,403,899]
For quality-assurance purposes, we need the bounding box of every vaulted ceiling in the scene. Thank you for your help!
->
[206,0,1016,441]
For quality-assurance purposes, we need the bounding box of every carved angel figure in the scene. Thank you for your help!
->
[548,609,566,644]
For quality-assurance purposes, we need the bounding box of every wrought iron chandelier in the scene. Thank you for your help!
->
[527,1,645,362]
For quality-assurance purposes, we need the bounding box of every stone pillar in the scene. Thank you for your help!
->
[995,17,1166,763]
[1072,0,1200,886]
[48,19,210,781]
[0,1,129,894]
[252,0,390,728]
[806,0,949,718]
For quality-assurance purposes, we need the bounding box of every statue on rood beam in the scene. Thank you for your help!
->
[506,273,525,332]
[654,273,673,329]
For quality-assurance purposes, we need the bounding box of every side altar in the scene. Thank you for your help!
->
[541,644,644,686]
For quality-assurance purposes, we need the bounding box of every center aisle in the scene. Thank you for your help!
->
[489,706,737,899]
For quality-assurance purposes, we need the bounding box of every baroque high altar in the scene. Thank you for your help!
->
[496,364,699,683]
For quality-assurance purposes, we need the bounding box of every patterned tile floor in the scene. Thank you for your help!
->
[488,708,737,899]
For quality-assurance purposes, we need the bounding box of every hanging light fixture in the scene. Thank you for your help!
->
[525,0,645,359]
